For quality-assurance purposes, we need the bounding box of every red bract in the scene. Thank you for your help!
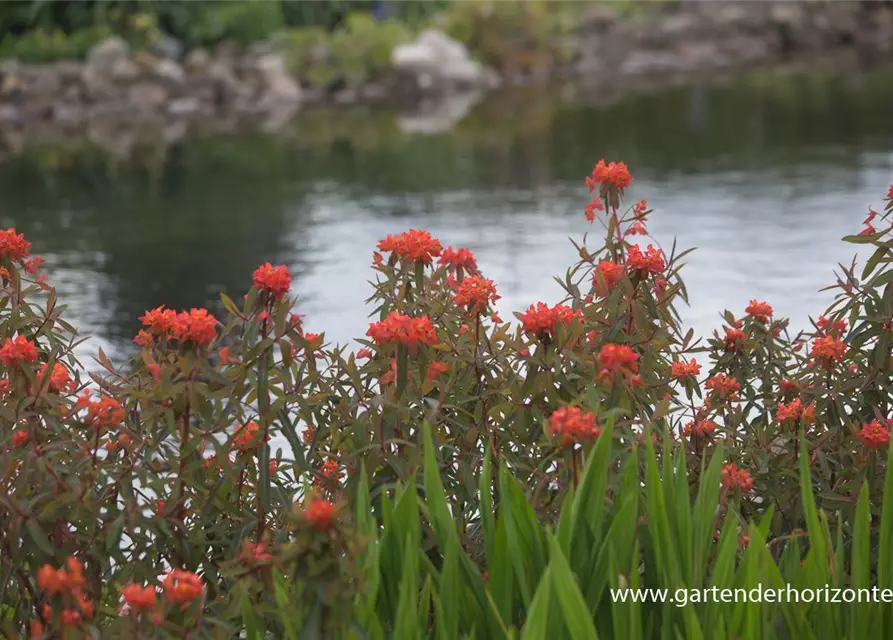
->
[549,406,601,448]
[366,312,437,353]
[671,359,701,380]
[172,308,217,346]
[598,344,639,375]
[626,244,665,276]
[775,399,815,424]
[632,199,648,219]
[584,197,605,222]
[427,361,450,380]
[36,558,85,597]
[593,260,624,297]
[745,300,773,323]
[304,498,337,531]
[377,229,442,264]
[232,421,265,453]
[23,256,44,274]
[253,262,292,301]
[0,335,38,368]
[0,228,31,262]
[121,584,156,612]
[519,303,581,340]
[12,429,29,447]
[240,541,272,566]
[705,374,740,403]
[36,362,75,394]
[439,246,478,275]
[816,315,847,337]
[161,570,203,605]
[723,327,745,351]
[856,420,890,451]
[685,419,716,438]
[74,391,125,431]
[626,222,647,236]
[887,184,893,200]
[812,335,846,364]
[453,276,500,314]
[721,463,754,493]
[586,159,633,196]
[139,305,178,336]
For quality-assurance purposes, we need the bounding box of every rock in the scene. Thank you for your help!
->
[86,37,130,72]
[52,103,84,126]
[184,49,211,74]
[391,29,492,94]
[0,104,21,125]
[155,59,185,85]
[128,82,168,110]
[255,54,302,105]
[153,34,184,61]
[208,60,249,103]
[28,69,62,98]
[167,96,202,117]
[110,58,141,82]
[397,91,483,135]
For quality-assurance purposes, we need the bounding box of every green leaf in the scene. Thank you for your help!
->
[547,534,599,640]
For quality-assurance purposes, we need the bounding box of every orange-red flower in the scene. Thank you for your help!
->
[121,584,156,613]
[0,335,38,368]
[705,373,740,403]
[240,541,272,566]
[632,199,648,219]
[453,276,500,314]
[366,312,437,353]
[887,184,893,200]
[23,256,44,274]
[723,327,745,351]
[314,459,341,492]
[856,420,890,451]
[377,229,442,264]
[626,222,647,236]
[356,347,373,359]
[671,359,701,380]
[598,344,639,376]
[775,398,815,424]
[519,303,582,340]
[35,362,75,394]
[74,391,125,431]
[12,429,29,447]
[139,305,178,337]
[36,557,85,597]
[626,244,665,276]
[779,378,799,396]
[812,335,846,364]
[427,361,450,380]
[439,246,478,275]
[549,406,601,448]
[816,316,847,337]
[685,419,717,438]
[232,421,265,453]
[171,308,217,346]
[0,228,31,262]
[586,160,633,197]
[745,300,773,323]
[721,463,753,493]
[253,262,292,301]
[304,498,337,531]
[584,197,605,222]
[161,570,203,605]
[593,260,624,297]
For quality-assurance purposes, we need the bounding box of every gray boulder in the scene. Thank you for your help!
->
[391,29,495,94]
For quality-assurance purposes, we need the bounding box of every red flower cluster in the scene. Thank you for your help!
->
[377,229,443,264]
[253,262,292,301]
[74,391,125,431]
[366,312,437,353]
[136,306,217,347]
[745,300,773,323]
[314,459,342,494]
[0,228,31,262]
[671,359,701,380]
[304,498,337,531]
[239,541,272,567]
[705,373,740,403]
[812,335,846,364]
[427,361,450,380]
[0,335,38,368]
[453,276,500,314]
[519,302,582,340]
[162,569,203,605]
[592,260,624,297]
[598,343,639,376]
[626,222,647,236]
[439,246,478,275]
[721,463,754,493]
[121,584,156,613]
[35,362,75,394]
[887,184,893,200]
[684,419,717,439]
[632,199,648,219]
[723,327,745,351]
[12,429,29,447]
[626,244,665,276]
[779,378,799,396]
[775,398,816,425]
[232,421,266,452]
[586,160,633,197]
[549,406,601,448]
[36,557,93,626]
[816,315,847,337]
[584,196,605,222]
[856,420,890,451]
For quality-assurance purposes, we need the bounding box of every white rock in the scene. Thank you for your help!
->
[256,54,302,104]
[391,28,489,90]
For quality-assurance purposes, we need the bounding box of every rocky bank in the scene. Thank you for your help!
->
[0,0,891,156]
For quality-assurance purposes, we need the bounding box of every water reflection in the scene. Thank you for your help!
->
[1,65,892,361]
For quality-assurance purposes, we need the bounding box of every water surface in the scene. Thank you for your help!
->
[3,65,893,362]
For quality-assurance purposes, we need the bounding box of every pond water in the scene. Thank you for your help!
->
[3,64,893,363]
